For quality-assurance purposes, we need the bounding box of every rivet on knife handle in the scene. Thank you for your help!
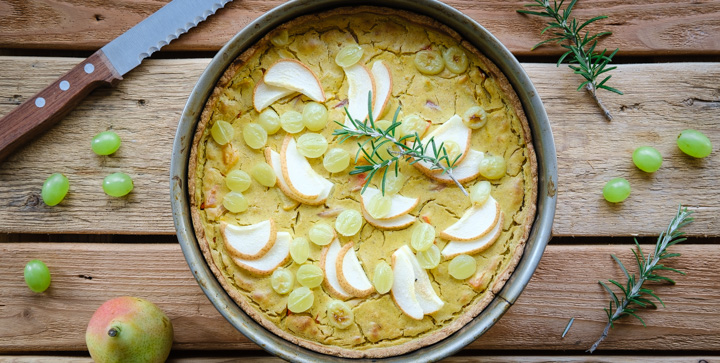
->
[0,50,122,161]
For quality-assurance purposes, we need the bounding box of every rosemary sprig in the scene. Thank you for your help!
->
[518,0,622,121]
[332,93,467,196]
[588,205,694,353]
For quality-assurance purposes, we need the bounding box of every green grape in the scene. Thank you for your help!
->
[225,170,251,192]
[290,237,310,264]
[335,44,364,68]
[462,106,487,129]
[441,140,461,166]
[335,209,363,237]
[411,222,435,252]
[470,181,491,206]
[323,148,351,173]
[280,110,305,134]
[366,193,392,219]
[287,286,314,313]
[24,259,51,293]
[91,131,121,155]
[632,146,663,173]
[398,114,428,138]
[478,155,506,180]
[602,177,631,203]
[383,171,405,195]
[41,173,69,206]
[296,264,324,288]
[414,50,444,75]
[242,123,268,150]
[251,162,277,187]
[326,300,354,329]
[373,261,393,294]
[211,120,234,145]
[448,254,476,280]
[296,133,328,158]
[442,46,469,74]
[308,224,335,246]
[223,191,248,213]
[270,268,294,295]
[258,109,281,135]
[677,129,712,158]
[302,102,328,131]
[271,29,289,47]
[416,245,441,269]
[102,172,133,197]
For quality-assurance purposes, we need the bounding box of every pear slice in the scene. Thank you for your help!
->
[320,239,352,299]
[360,187,419,220]
[231,231,291,275]
[397,245,444,314]
[440,196,500,241]
[371,61,392,121]
[343,63,376,127]
[253,78,295,112]
[264,147,331,206]
[280,135,334,202]
[442,212,504,258]
[413,115,472,174]
[418,149,485,185]
[361,208,416,230]
[263,59,325,102]
[391,249,424,320]
[336,242,374,298]
[221,219,277,260]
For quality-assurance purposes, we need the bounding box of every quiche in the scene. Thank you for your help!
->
[189,6,537,358]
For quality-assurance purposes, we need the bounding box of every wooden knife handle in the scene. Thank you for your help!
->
[0,50,122,161]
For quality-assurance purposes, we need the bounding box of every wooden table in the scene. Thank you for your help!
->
[1,1,719,361]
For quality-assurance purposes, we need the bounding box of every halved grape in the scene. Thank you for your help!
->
[251,162,276,187]
[478,155,506,180]
[398,114,428,138]
[302,102,328,131]
[603,177,631,203]
[373,261,393,294]
[258,108,281,135]
[374,120,393,132]
[271,268,294,295]
[441,140,461,166]
[632,146,663,173]
[280,111,305,134]
[335,44,364,68]
[411,222,435,252]
[225,170,251,192]
[326,300,354,329]
[41,173,69,206]
[211,120,234,145]
[366,193,392,219]
[414,50,444,75]
[308,224,335,246]
[335,209,363,237]
[296,133,328,158]
[223,191,248,213]
[287,286,314,313]
[91,131,121,155]
[416,244,441,269]
[103,172,133,197]
[448,254,476,280]
[24,259,51,293]
[677,129,712,158]
[271,29,289,47]
[323,148,351,173]
[383,171,405,195]
[290,237,310,264]
[242,123,268,150]
[470,181,491,206]
[442,46,469,74]
[462,106,487,129]
[296,264,324,288]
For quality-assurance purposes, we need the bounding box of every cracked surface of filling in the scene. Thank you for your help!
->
[189,7,537,358]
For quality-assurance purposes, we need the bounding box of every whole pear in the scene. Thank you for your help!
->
[85,296,173,363]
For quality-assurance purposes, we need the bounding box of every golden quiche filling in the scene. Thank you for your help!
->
[189,7,537,358]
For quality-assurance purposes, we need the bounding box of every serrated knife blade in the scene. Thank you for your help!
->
[0,0,233,161]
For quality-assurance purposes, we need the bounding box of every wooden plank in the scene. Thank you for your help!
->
[0,58,718,236]
[1,243,718,352]
[1,1,719,57]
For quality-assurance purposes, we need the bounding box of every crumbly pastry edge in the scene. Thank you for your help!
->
[187,6,538,359]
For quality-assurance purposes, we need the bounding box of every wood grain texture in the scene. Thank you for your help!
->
[0,58,718,236]
[1,243,718,352]
[1,1,719,57]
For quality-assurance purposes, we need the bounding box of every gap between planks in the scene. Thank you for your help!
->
[1,243,718,352]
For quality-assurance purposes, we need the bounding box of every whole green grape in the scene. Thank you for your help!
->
[24,259,51,293]
[91,131,121,155]
[225,170,251,192]
[258,109,281,135]
[41,173,69,206]
[677,129,712,158]
[102,172,134,197]
[632,146,663,173]
[602,177,631,203]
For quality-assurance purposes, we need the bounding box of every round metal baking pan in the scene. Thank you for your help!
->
[170,0,557,361]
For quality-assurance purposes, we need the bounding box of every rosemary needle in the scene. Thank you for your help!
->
[562,317,575,338]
